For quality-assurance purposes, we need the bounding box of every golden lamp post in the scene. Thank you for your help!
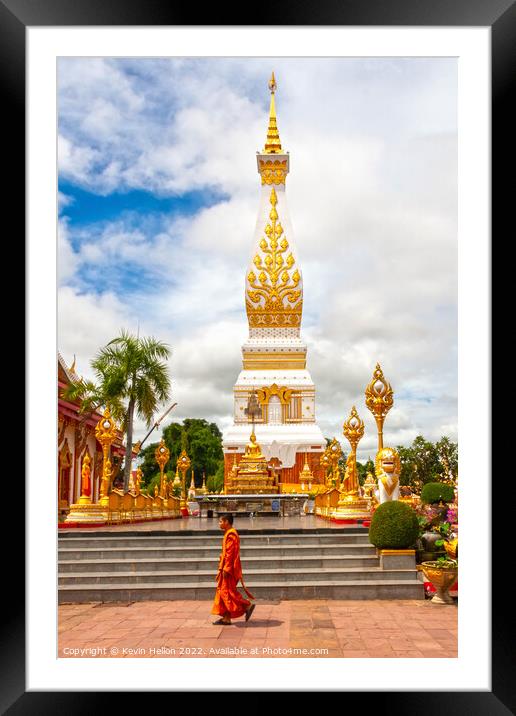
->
[155,439,170,498]
[342,406,365,496]
[328,438,343,489]
[95,406,119,507]
[176,449,191,509]
[365,363,393,452]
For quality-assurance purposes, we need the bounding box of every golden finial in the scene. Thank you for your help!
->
[70,354,77,373]
[263,72,282,154]
[365,363,394,451]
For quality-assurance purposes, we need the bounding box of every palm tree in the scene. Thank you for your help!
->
[64,330,172,492]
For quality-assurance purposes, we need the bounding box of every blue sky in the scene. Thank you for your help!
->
[58,57,457,461]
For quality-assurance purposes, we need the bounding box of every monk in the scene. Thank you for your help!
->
[211,513,255,625]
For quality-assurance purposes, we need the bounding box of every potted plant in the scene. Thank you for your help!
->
[415,499,457,563]
[420,555,458,604]
[303,491,318,514]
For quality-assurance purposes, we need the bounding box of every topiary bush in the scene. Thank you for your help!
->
[421,482,455,505]
[369,501,419,549]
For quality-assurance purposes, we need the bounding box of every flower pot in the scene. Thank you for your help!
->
[420,561,458,604]
[421,531,441,551]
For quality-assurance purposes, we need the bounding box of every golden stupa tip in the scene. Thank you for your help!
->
[263,72,282,153]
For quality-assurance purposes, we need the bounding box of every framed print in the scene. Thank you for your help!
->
[5,0,509,709]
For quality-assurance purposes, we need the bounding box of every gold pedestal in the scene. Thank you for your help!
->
[330,493,371,521]
[64,502,110,524]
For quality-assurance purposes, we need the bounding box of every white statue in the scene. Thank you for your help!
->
[375,447,401,503]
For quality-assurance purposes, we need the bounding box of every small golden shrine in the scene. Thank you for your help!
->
[228,430,279,494]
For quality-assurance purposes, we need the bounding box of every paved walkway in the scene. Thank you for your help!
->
[59,599,457,658]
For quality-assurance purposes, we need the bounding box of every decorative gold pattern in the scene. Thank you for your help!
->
[259,159,288,185]
[246,187,302,328]
[256,383,292,406]
[365,363,394,451]
[342,406,365,453]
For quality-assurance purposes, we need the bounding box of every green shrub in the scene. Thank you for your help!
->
[421,482,455,505]
[369,501,419,549]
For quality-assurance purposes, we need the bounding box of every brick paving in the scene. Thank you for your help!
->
[58,599,457,658]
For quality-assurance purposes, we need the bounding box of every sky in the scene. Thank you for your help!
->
[57,57,457,464]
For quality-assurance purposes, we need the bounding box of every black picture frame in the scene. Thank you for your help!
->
[7,0,508,710]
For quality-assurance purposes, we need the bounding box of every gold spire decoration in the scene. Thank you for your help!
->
[299,453,314,488]
[70,354,77,374]
[246,187,302,328]
[365,363,394,451]
[263,72,282,154]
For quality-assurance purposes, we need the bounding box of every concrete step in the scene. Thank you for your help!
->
[58,579,424,603]
[59,567,416,586]
[58,544,377,560]
[58,554,380,573]
[57,533,372,548]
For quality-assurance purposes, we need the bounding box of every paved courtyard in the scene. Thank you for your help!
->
[58,598,457,658]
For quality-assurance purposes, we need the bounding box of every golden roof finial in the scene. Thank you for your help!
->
[263,72,282,154]
[70,354,77,373]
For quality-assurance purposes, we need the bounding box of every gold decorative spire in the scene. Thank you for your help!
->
[70,354,77,373]
[246,187,302,328]
[263,72,282,154]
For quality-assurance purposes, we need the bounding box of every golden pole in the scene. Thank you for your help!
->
[342,406,365,495]
[365,363,393,452]
[155,439,170,498]
[94,406,118,507]
[176,450,191,510]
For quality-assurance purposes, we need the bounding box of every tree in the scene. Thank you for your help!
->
[207,462,225,493]
[356,458,374,486]
[396,435,445,489]
[137,441,161,488]
[435,436,458,484]
[64,330,171,493]
[161,419,223,488]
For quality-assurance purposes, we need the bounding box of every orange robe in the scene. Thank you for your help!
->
[211,527,254,618]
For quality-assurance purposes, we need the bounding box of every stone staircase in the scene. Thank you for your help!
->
[58,529,424,603]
